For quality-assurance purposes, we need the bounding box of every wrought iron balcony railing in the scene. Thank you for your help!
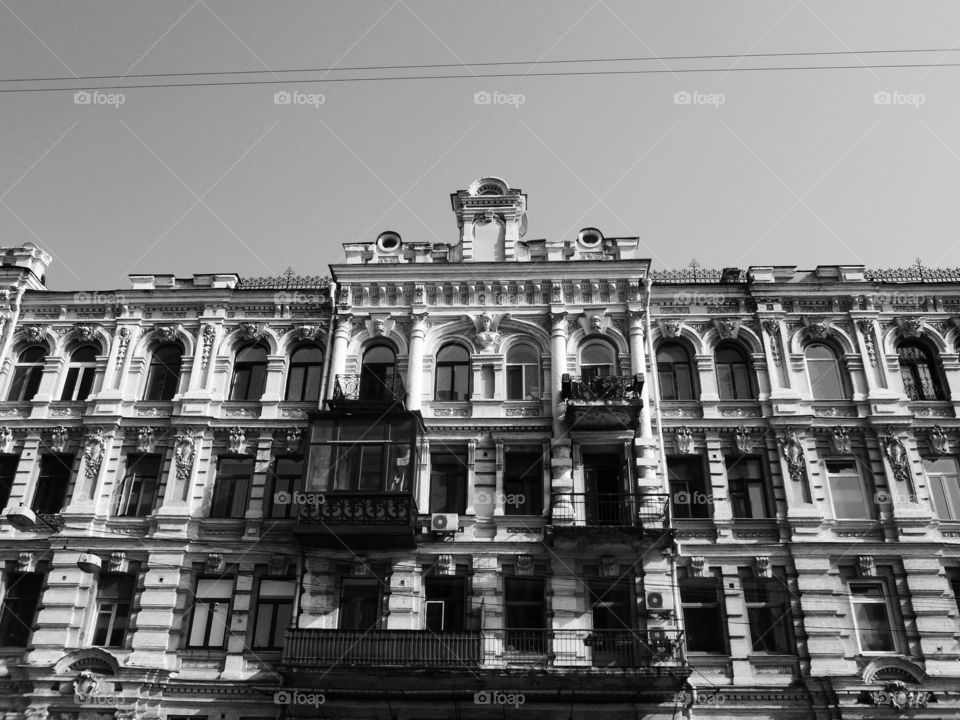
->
[297,492,417,527]
[902,375,946,401]
[558,493,669,528]
[281,628,684,669]
[561,374,643,402]
[332,373,405,403]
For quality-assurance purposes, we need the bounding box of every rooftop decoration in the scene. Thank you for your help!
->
[238,267,331,290]
[866,257,960,283]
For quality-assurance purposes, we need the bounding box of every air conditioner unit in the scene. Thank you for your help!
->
[647,592,664,609]
[430,513,459,532]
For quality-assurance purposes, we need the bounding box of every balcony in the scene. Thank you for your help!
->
[293,491,418,549]
[329,373,405,410]
[281,628,684,671]
[560,373,643,428]
[552,493,669,534]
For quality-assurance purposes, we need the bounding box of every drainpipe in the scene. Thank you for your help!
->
[317,280,337,405]
[644,276,686,666]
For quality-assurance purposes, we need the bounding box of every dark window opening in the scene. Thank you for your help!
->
[504,576,545,653]
[7,347,45,401]
[429,450,467,514]
[31,453,73,514]
[339,578,381,631]
[115,453,162,517]
[435,345,470,401]
[285,345,323,402]
[252,579,294,649]
[210,457,253,518]
[504,451,543,515]
[92,575,135,648]
[230,343,268,401]
[144,344,183,401]
[425,576,466,632]
[726,456,770,519]
[668,456,710,519]
[60,345,98,401]
[680,575,726,653]
[657,343,695,400]
[0,571,43,647]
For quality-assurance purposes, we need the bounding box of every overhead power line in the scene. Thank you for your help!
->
[3,46,960,84]
[1,61,959,95]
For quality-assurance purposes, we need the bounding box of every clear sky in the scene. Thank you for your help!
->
[2,1,960,290]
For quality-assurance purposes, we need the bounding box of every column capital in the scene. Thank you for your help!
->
[549,311,568,329]
[334,314,354,340]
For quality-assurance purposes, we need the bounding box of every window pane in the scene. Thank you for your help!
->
[582,342,615,366]
[852,594,895,652]
[506,367,523,399]
[524,366,539,397]
[716,364,735,400]
[508,345,538,364]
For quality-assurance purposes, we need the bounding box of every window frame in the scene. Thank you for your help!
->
[429,448,468,514]
[848,579,899,654]
[657,342,696,401]
[251,577,295,650]
[503,450,544,515]
[804,342,849,401]
[924,456,960,520]
[263,455,302,519]
[715,343,755,400]
[7,346,46,402]
[825,458,874,520]
[338,577,382,631]
[186,577,234,649]
[679,573,728,654]
[359,343,398,401]
[434,344,471,402]
[580,339,617,379]
[897,340,946,401]
[0,570,44,647]
[91,573,136,648]
[143,343,183,401]
[60,345,98,402]
[31,453,73,515]
[506,343,541,401]
[229,343,269,401]
[285,344,323,402]
[740,567,793,654]
[725,455,772,519]
[115,453,162,518]
[668,455,711,520]
[0,454,18,513]
[209,456,254,519]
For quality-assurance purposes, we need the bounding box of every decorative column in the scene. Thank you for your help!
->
[549,310,574,522]
[760,318,788,396]
[327,315,352,399]
[128,551,188,669]
[406,312,429,411]
[629,310,658,486]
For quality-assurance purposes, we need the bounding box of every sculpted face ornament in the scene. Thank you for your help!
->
[780,429,807,483]
[24,325,43,342]
[591,315,602,330]
[374,319,386,336]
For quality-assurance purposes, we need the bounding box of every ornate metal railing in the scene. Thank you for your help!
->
[902,376,946,401]
[866,261,960,283]
[561,374,643,401]
[238,267,331,290]
[281,628,684,669]
[333,373,405,403]
[297,492,416,527]
[560,493,668,527]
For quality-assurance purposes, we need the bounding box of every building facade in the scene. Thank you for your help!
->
[0,178,956,719]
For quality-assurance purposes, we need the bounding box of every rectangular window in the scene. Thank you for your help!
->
[31,453,72,515]
[436,366,469,402]
[680,575,726,653]
[0,454,18,512]
[507,365,540,400]
[429,450,467,514]
[115,454,162,518]
[850,581,897,652]
[92,575,135,648]
[826,459,872,519]
[583,451,630,524]
[210,457,253,519]
[589,578,632,631]
[425,577,466,632]
[946,568,960,620]
[740,567,793,653]
[263,457,302,519]
[339,578,380,631]
[726,456,770,519]
[307,417,415,494]
[61,365,96,402]
[252,579,294,650]
[924,457,960,520]
[503,451,543,515]
[668,456,710,519]
[504,576,545,653]
[188,578,233,648]
[0,571,43,647]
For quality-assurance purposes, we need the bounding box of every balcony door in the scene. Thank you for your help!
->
[359,345,396,401]
[583,451,631,525]
[339,578,381,631]
[588,578,636,665]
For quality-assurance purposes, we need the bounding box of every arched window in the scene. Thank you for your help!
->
[506,344,541,400]
[285,345,323,402]
[715,344,755,400]
[581,340,617,379]
[657,343,695,400]
[144,344,183,401]
[61,346,98,401]
[230,343,268,401]
[8,346,46,401]
[805,344,847,400]
[435,344,470,401]
[898,341,945,400]
[359,344,397,401]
